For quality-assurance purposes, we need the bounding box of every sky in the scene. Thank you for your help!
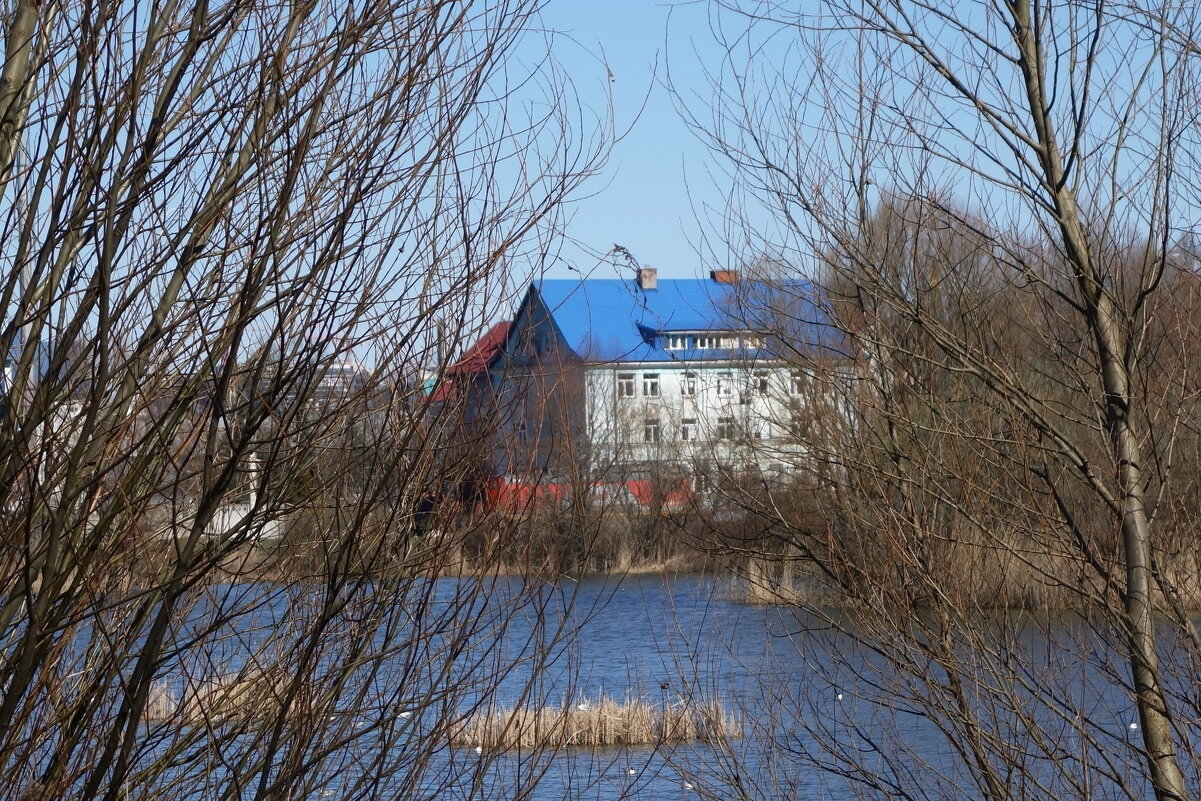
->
[528,1,733,283]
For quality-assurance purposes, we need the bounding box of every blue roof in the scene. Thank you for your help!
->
[529,278,846,363]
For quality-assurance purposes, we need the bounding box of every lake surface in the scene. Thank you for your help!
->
[441,573,1161,801]
[116,573,1168,800]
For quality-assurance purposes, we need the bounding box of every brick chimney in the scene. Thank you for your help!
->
[638,267,658,290]
[710,269,739,284]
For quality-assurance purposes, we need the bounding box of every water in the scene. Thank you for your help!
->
[22,573,1180,800]
[461,574,1166,801]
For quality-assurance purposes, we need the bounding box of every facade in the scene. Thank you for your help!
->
[482,269,850,502]
[428,322,512,505]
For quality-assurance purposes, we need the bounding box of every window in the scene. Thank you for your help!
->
[617,372,636,398]
[716,371,733,396]
[716,416,736,440]
[517,421,529,445]
[642,373,660,397]
[665,333,693,350]
[644,416,661,443]
[789,399,809,432]
[687,331,763,350]
[681,418,699,441]
[754,371,770,395]
[682,372,698,397]
[790,370,807,396]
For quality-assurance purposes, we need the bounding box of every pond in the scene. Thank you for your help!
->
[76,573,1172,800]
[365,573,1160,801]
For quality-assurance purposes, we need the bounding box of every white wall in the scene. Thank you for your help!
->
[584,362,820,474]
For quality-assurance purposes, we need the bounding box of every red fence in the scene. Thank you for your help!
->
[484,476,693,513]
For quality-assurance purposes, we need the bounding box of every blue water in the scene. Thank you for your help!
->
[7,573,1178,800]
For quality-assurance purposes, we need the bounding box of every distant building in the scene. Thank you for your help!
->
[480,268,851,506]
[1,338,56,414]
[251,351,373,422]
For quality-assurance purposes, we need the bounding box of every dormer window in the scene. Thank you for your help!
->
[662,330,765,351]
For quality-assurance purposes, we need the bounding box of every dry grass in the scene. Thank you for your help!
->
[451,695,740,749]
[740,554,833,606]
[143,680,177,723]
[143,668,300,726]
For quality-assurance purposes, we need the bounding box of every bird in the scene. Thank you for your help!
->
[576,701,589,711]
[836,693,843,701]
[627,769,636,775]
[1130,722,1140,730]
[399,711,412,719]
[474,745,483,754]
[682,782,694,790]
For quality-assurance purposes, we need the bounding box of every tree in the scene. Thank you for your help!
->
[678,2,1201,800]
[0,1,607,799]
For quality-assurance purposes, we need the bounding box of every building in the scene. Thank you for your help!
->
[482,268,850,506]
[427,321,512,506]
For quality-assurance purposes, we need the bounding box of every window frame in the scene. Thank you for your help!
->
[715,371,734,397]
[682,372,698,397]
[664,333,693,351]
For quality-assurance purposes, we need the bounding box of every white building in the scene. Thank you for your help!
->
[484,269,852,502]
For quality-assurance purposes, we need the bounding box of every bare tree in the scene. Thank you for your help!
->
[675,2,1201,800]
[0,0,608,799]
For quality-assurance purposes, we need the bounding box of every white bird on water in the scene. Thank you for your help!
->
[1130,722,1140,730]
[576,701,589,711]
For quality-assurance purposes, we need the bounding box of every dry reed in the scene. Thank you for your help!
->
[451,695,740,749]
[142,680,177,723]
[143,669,295,726]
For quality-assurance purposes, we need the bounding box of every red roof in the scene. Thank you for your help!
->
[448,321,510,375]
[430,321,509,402]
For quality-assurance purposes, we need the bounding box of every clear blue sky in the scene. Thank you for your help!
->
[530,1,733,282]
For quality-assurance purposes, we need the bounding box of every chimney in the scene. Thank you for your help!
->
[710,269,740,284]
[638,267,658,290]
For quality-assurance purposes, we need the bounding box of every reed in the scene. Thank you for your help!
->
[180,673,280,724]
[142,680,178,723]
[451,695,740,749]
[142,669,296,726]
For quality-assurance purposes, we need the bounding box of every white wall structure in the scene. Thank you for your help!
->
[485,269,854,498]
